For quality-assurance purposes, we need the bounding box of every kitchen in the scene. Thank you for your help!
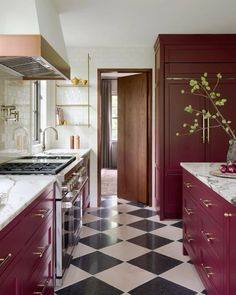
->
[1,0,236,294]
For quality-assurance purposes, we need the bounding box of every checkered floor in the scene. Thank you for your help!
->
[55,196,207,295]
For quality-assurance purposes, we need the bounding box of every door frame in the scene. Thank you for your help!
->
[97,68,152,206]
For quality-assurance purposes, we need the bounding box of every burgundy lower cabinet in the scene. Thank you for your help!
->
[183,169,236,295]
[0,184,54,295]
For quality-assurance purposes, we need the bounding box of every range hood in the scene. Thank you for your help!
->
[0,34,70,80]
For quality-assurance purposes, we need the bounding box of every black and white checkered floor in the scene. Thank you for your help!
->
[55,196,207,295]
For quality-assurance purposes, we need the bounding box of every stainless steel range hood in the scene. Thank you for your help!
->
[0,35,70,80]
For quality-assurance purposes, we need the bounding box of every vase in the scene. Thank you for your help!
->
[226,139,236,163]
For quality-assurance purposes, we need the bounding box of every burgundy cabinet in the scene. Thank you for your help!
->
[0,184,54,295]
[182,168,236,295]
[154,34,236,219]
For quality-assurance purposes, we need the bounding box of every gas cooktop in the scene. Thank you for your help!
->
[0,155,76,175]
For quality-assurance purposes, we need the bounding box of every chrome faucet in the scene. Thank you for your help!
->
[42,126,58,152]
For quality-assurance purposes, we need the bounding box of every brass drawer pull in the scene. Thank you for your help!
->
[200,199,214,208]
[201,230,215,242]
[33,279,49,295]
[184,207,194,215]
[33,208,50,218]
[0,253,12,268]
[184,233,194,243]
[201,263,214,278]
[184,182,193,188]
[32,246,48,258]
[224,212,236,217]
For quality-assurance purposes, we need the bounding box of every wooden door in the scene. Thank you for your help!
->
[117,73,148,203]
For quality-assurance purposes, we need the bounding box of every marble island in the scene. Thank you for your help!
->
[0,174,55,231]
[181,162,236,205]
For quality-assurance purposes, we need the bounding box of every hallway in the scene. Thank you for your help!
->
[55,197,206,295]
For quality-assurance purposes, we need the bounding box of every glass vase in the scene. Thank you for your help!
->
[227,139,236,163]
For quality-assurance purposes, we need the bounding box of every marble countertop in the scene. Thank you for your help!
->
[181,162,236,205]
[41,148,90,158]
[0,175,55,231]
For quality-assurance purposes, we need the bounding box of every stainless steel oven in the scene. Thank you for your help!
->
[55,157,88,286]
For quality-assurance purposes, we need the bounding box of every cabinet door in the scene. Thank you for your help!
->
[206,79,236,162]
[164,80,205,218]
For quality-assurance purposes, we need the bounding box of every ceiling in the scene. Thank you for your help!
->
[53,0,236,48]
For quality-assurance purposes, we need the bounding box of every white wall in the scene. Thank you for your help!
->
[49,47,155,207]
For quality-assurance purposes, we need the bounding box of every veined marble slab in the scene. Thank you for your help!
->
[0,175,55,231]
[41,148,90,158]
[181,162,236,205]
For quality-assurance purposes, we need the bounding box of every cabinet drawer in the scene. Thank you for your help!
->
[183,196,199,262]
[183,171,200,200]
[24,249,54,295]
[183,170,223,224]
[21,213,53,277]
[199,215,223,260]
[22,188,54,244]
[198,248,224,295]
[0,221,25,277]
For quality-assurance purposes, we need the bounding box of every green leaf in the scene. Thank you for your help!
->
[184,105,193,113]
[204,111,211,119]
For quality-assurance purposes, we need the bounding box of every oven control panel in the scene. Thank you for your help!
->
[61,160,88,194]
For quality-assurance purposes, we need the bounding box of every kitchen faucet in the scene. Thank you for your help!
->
[42,126,58,152]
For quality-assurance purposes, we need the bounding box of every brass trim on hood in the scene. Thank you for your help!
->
[0,35,70,80]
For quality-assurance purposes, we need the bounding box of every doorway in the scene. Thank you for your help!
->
[97,69,152,207]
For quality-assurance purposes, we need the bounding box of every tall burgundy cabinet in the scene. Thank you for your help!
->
[154,35,236,219]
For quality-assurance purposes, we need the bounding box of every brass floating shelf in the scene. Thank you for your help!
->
[56,84,89,88]
[56,123,91,127]
[55,53,91,127]
[56,104,90,107]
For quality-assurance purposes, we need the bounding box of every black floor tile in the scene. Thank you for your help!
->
[71,251,122,274]
[55,276,123,295]
[172,221,183,229]
[89,208,120,218]
[129,277,196,295]
[128,209,158,218]
[127,201,146,208]
[127,233,172,250]
[79,233,122,249]
[84,219,121,231]
[201,290,208,294]
[127,251,182,275]
[128,219,165,232]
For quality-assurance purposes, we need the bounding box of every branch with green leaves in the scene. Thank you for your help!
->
[176,73,236,139]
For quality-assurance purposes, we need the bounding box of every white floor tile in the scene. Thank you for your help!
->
[151,225,182,241]
[72,243,96,258]
[99,241,150,261]
[95,262,156,292]
[159,262,205,293]
[110,213,142,225]
[117,203,141,213]
[104,225,145,240]
[154,241,190,262]
[147,215,181,225]
[82,213,101,224]
[80,226,99,238]
[55,265,91,290]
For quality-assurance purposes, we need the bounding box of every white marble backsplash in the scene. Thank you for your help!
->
[181,162,236,205]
